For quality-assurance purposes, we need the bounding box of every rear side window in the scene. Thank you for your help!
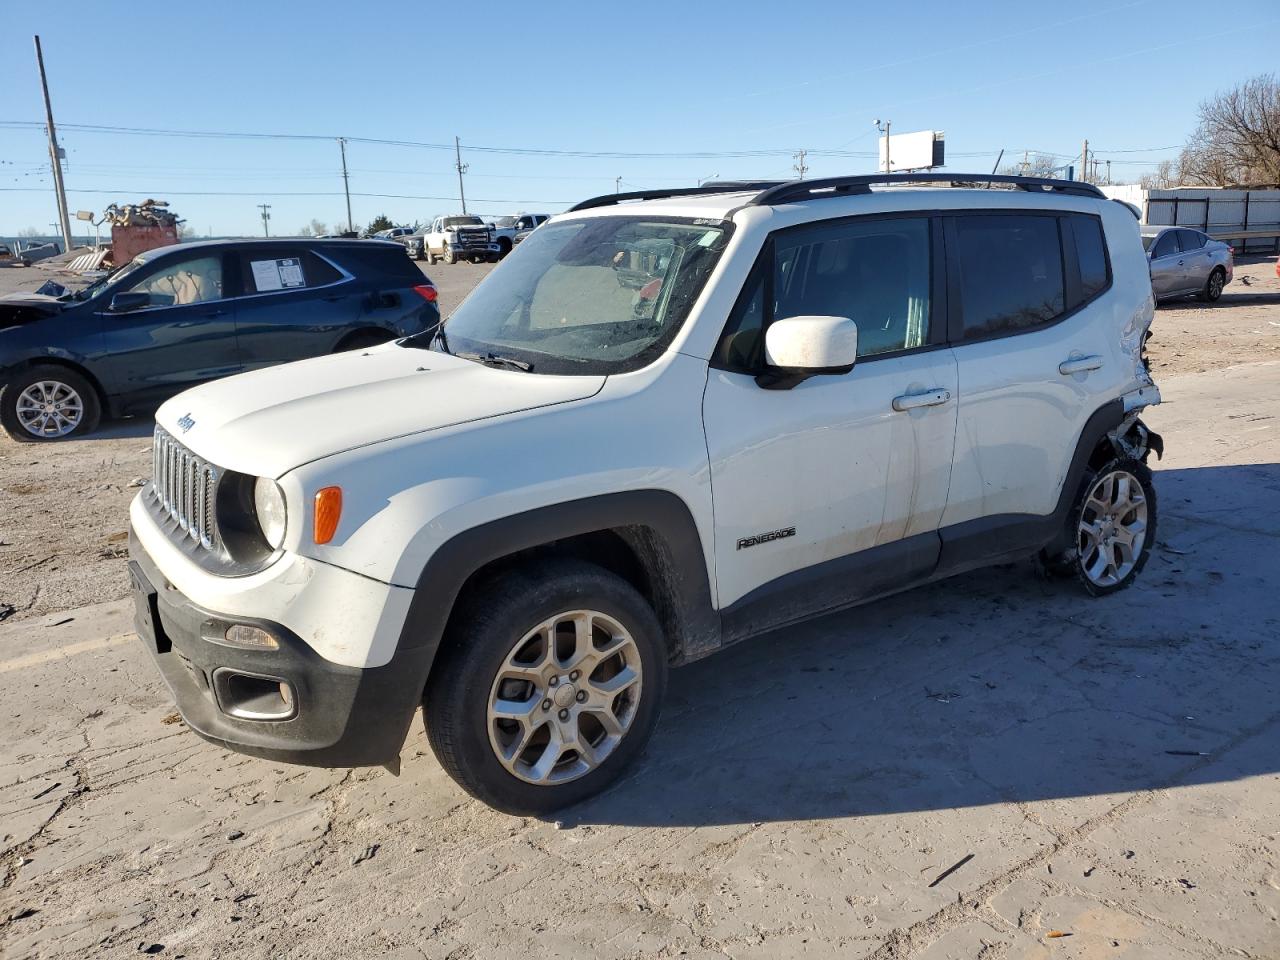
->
[1152,232,1179,259]
[1068,214,1109,302]
[1179,230,1206,251]
[953,215,1064,340]
[239,249,342,294]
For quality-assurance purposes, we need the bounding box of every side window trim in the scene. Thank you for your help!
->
[711,211,944,374]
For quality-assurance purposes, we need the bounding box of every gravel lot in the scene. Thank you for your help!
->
[1,248,1278,959]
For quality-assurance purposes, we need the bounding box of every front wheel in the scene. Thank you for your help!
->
[1200,267,1225,302]
[443,243,457,265]
[1047,457,1158,597]
[424,559,667,814]
[0,365,101,442]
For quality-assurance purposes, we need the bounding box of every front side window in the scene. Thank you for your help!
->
[419,216,732,375]
[1151,231,1179,259]
[714,216,931,371]
[125,255,223,307]
[954,215,1064,340]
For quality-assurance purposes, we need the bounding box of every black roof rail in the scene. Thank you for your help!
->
[748,173,1107,206]
[566,181,787,212]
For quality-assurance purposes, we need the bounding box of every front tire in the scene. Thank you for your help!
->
[0,365,101,442]
[443,243,457,265]
[1047,457,1158,597]
[424,559,668,814]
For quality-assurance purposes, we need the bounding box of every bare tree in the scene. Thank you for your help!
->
[999,152,1062,179]
[297,219,328,237]
[17,226,42,238]
[1169,74,1280,186]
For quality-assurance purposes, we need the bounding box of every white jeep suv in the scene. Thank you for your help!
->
[129,174,1162,813]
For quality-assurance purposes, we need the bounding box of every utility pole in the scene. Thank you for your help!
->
[1106,159,1112,186]
[793,149,808,180]
[258,203,271,237]
[338,137,353,232]
[1081,139,1089,184]
[33,36,72,254]
[454,136,468,214]
[615,176,621,194]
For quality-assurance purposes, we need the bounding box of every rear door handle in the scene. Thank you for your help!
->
[891,388,951,412]
[1059,355,1103,375]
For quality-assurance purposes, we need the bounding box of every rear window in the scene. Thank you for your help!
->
[238,249,342,294]
[1179,230,1207,251]
[954,214,1065,340]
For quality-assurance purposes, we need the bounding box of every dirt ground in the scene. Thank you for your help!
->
[1,248,1279,958]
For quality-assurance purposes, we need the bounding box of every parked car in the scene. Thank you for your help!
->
[129,174,1162,813]
[400,229,428,261]
[485,214,551,258]
[0,238,439,442]
[1142,225,1233,303]
[368,226,414,242]
[423,215,497,264]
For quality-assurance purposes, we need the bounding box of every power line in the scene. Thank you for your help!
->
[0,186,574,204]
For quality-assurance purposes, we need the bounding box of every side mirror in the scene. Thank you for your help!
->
[758,315,858,390]
[109,291,152,313]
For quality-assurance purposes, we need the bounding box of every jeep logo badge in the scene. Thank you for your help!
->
[176,413,196,434]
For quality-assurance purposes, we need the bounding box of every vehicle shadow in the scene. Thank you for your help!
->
[566,463,1280,828]
[77,418,155,441]
[1160,291,1280,310]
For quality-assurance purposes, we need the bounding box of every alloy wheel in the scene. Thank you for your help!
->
[1208,271,1224,299]
[487,609,643,786]
[1077,469,1148,587]
[15,380,84,438]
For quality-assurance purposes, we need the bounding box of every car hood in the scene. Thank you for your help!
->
[0,293,66,328]
[155,345,605,478]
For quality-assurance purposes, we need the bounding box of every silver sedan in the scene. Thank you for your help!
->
[1143,226,1233,303]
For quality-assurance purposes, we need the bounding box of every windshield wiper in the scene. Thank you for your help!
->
[457,351,533,372]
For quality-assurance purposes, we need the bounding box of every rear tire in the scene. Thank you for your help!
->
[1043,456,1157,597]
[424,558,668,814]
[0,364,102,442]
[1200,267,1225,302]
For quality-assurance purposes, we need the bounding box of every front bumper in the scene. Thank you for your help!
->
[129,529,430,767]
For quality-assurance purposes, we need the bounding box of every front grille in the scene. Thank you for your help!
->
[454,230,489,249]
[151,426,219,550]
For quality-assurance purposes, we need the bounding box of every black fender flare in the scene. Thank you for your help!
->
[399,489,720,674]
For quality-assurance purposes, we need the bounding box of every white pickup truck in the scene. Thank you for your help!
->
[423,215,498,265]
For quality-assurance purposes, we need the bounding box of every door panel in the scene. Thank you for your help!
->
[1148,231,1184,297]
[704,353,958,608]
[942,213,1123,528]
[95,252,239,409]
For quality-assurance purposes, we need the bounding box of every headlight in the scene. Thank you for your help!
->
[253,477,287,550]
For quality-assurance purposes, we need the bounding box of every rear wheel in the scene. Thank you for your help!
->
[1046,457,1157,597]
[424,559,667,814]
[1200,267,1225,302]
[0,365,101,442]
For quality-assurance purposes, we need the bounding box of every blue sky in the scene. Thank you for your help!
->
[3,0,1278,237]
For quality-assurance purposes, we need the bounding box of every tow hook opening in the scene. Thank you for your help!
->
[213,669,298,721]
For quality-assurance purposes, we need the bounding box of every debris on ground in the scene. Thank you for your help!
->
[161,712,182,725]
[0,603,14,622]
[351,844,379,866]
[227,831,244,841]
[927,853,974,888]
[1046,930,1072,939]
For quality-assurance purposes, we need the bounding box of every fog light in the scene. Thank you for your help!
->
[202,619,279,650]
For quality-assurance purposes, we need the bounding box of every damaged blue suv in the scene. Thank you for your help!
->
[0,238,439,442]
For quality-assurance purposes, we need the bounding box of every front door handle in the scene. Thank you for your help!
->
[1059,355,1103,376]
[891,388,951,412]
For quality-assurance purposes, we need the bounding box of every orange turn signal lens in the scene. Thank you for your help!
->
[313,486,342,544]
